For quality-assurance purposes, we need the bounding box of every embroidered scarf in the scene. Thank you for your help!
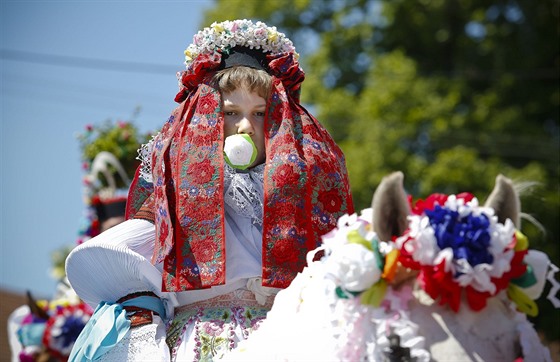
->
[126,52,354,292]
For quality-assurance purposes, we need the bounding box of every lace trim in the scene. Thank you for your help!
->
[223,163,265,226]
[136,133,159,183]
[138,142,264,228]
[97,321,168,361]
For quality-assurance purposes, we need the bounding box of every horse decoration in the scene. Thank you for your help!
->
[224,172,559,361]
[7,283,93,362]
[8,148,133,362]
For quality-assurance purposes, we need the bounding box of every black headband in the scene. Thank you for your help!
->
[221,46,267,71]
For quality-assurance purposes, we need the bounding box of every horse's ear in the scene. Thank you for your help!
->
[26,290,49,320]
[371,171,411,241]
[484,174,520,228]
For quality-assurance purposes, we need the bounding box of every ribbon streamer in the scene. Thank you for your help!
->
[69,295,165,361]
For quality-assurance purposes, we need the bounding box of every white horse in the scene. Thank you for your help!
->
[224,172,557,361]
[369,172,555,361]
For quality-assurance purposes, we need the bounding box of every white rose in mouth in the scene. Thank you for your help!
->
[223,134,257,170]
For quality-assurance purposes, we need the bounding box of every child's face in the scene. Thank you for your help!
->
[223,88,266,168]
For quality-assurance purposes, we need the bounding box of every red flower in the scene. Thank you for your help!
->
[272,164,300,186]
[456,192,475,203]
[411,193,448,215]
[274,202,295,218]
[318,189,342,213]
[187,159,215,184]
[397,236,422,270]
[492,249,527,292]
[184,200,209,224]
[197,92,219,114]
[191,127,215,146]
[271,238,299,264]
[191,238,218,263]
[159,221,169,243]
[465,286,492,311]
[421,260,462,312]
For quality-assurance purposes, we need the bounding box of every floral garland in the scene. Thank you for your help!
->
[396,193,528,312]
[183,19,298,68]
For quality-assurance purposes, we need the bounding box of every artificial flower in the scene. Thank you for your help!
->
[223,134,257,170]
[397,193,527,312]
[183,19,298,69]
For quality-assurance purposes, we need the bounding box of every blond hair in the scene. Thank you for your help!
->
[211,66,272,100]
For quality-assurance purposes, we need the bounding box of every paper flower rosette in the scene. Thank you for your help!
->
[17,293,93,360]
[42,302,93,359]
[223,134,258,170]
[395,193,536,313]
[319,208,399,308]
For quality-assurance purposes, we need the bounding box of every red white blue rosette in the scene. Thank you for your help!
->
[396,193,527,312]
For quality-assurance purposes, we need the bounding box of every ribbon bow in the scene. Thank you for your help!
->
[69,295,165,361]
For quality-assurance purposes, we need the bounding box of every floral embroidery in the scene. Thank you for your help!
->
[318,189,343,213]
[126,21,354,292]
[187,159,215,184]
[167,291,272,360]
[271,164,299,186]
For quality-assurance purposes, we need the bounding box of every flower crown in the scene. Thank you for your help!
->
[397,193,533,313]
[183,19,298,68]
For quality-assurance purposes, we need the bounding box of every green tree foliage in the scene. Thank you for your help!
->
[203,0,559,339]
[77,114,152,189]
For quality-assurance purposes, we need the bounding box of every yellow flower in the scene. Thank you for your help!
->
[514,230,529,251]
[212,22,225,33]
[184,49,193,62]
[267,30,278,42]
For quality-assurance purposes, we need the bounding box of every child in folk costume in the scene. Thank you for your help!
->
[66,19,354,361]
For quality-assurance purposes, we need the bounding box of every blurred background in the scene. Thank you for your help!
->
[1,0,558,358]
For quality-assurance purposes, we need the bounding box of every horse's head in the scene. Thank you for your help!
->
[372,171,520,241]
[370,171,549,314]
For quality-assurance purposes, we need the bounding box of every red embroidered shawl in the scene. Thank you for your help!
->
[126,52,354,292]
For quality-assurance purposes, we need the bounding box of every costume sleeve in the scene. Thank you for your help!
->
[66,219,174,361]
[66,219,168,307]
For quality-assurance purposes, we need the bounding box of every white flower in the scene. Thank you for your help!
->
[401,215,439,265]
[223,134,256,169]
[183,19,299,68]
[324,243,381,292]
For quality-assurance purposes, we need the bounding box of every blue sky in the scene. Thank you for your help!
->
[1,1,211,297]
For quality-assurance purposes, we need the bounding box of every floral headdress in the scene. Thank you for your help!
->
[183,19,298,68]
[126,19,354,292]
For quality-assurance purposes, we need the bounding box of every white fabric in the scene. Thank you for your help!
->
[407,286,552,362]
[224,257,431,361]
[137,134,157,183]
[65,219,177,319]
[66,164,278,360]
[8,305,29,362]
[223,163,264,226]
[97,316,169,362]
